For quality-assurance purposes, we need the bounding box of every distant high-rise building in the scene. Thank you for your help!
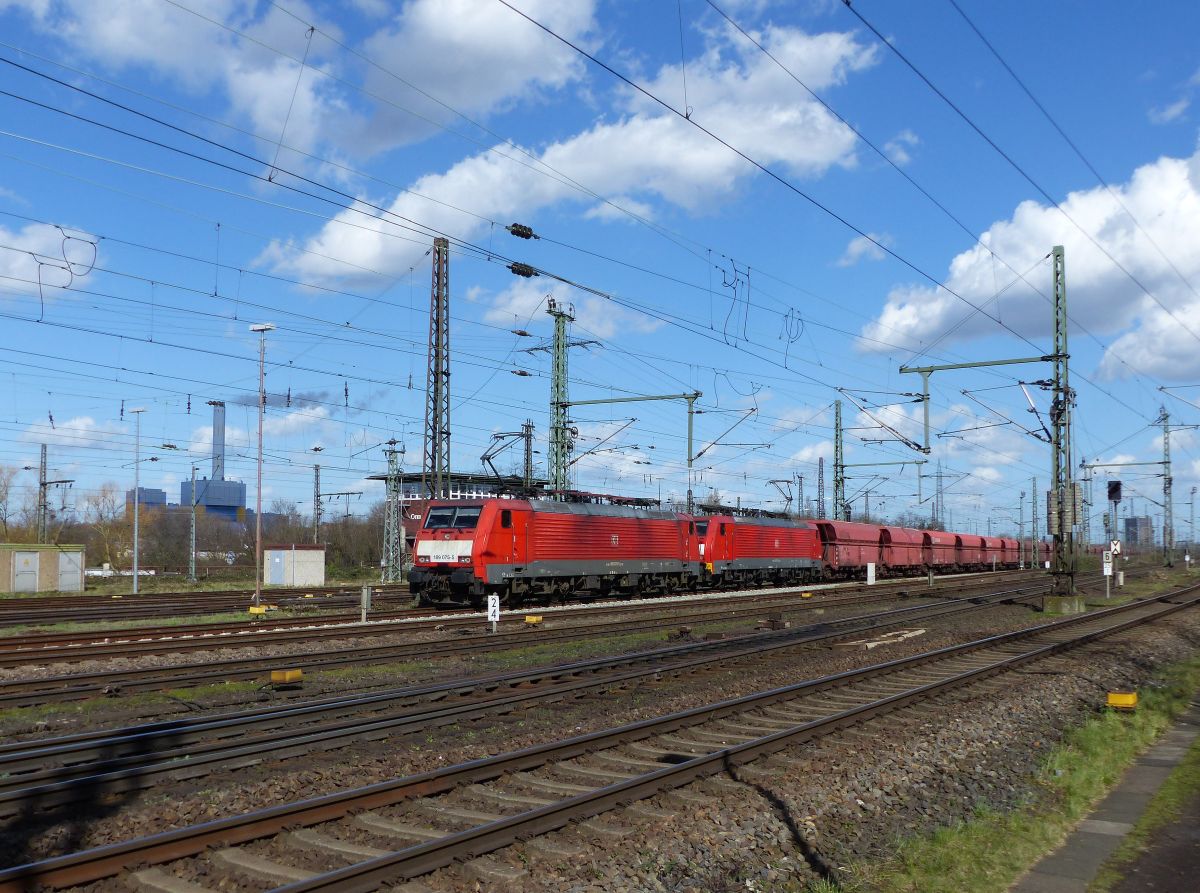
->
[1124,516,1154,548]
[125,487,167,514]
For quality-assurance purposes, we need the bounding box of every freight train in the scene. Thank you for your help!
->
[407,498,1041,608]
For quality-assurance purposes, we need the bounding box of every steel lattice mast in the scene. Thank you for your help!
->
[817,456,825,519]
[1161,406,1174,565]
[547,298,575,498]
[423,237,451,499]
[1050,245,1076,595]
[381,441,406,583]
[833,400,846,520]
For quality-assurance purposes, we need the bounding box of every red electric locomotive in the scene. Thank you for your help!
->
[698,515,822,587]
[408,499,698,606]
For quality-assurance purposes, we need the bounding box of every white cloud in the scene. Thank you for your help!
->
[789,440,833,464]
[20,416,121,449]
[0,186,28,206]
[264,406,332,437]
[267,21,876,286]
[481,279,661,340]
[1149,97,1189,124]
[837,232,892,267]
[352,0,597,153]
[583,197,656,223]
[883,128,919,165]
[859,143,1200,379]
[3,0,362,167]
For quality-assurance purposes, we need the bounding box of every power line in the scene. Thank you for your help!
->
[945,0,1200,304]
[841,0,1200,350]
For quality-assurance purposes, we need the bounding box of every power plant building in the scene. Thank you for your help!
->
[180,401,247,522]
[180,478,247,522]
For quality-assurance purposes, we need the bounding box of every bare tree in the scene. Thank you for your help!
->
[0,465,18,540]
[82,483,131,568]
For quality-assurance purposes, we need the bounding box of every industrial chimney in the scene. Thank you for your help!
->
[208,400,226,481]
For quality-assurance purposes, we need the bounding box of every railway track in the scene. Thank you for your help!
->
[0,586,412,628]
[0,576,1042,706]
[0,570,1029,632]
[0,584,1043,817]
[0,571,1035,663]
[1,582,1192,892]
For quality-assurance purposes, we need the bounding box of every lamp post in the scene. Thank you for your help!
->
[250,323,275,607]
[129,408,146,594]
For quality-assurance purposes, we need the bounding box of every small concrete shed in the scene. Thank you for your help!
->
[264,544,326,587]
[1,544,86,593]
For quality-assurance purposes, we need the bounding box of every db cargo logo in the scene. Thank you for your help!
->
[774,538,780,548]
[611,535,619,546]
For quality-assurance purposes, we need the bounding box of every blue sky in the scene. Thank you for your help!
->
[1,0,1199,540]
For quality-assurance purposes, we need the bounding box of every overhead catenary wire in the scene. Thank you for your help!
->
[840,0,1200,351]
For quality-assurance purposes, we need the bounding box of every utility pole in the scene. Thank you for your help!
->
[381,440,406,583]
[250,322,275,607]
[1160,406,1174,566]
[521,420,535,489]
[1047,246,1076,595]
[833,400,846,520]
[189,465,198,583]
[130,408,146,594]
[37,444,47,544]
[817,456,825,519]
[797,474,805,518]
[1190,485,1196,552]
[312,464,321,544]
[1079,457,1093,551]
[1031,475,1038,568]
[547,298,575,498]
[1019,490,1025,567]
[33,444,73,544]
[423,236,451,499]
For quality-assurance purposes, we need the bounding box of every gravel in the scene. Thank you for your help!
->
[8,594,1198,893]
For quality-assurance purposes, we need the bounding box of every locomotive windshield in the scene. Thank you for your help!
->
[695,521,709,536]
[423,505,483,529]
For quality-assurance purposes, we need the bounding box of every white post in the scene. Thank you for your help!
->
[487,593,500,633]
[361,584,371,623]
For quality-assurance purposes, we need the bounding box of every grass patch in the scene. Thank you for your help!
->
[848,655,1200,893]
[1089,711,1200,892]
[0,609,285,637]
[0,680,262,727]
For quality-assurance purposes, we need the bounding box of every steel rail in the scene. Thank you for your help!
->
[1,584,1191,892]
[0,587,412,627]
[281,589,1200,893]
[0,572,1031,666]
[0,569,1030,648]
[0,587,1038,813]
[0,578,1040,707]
